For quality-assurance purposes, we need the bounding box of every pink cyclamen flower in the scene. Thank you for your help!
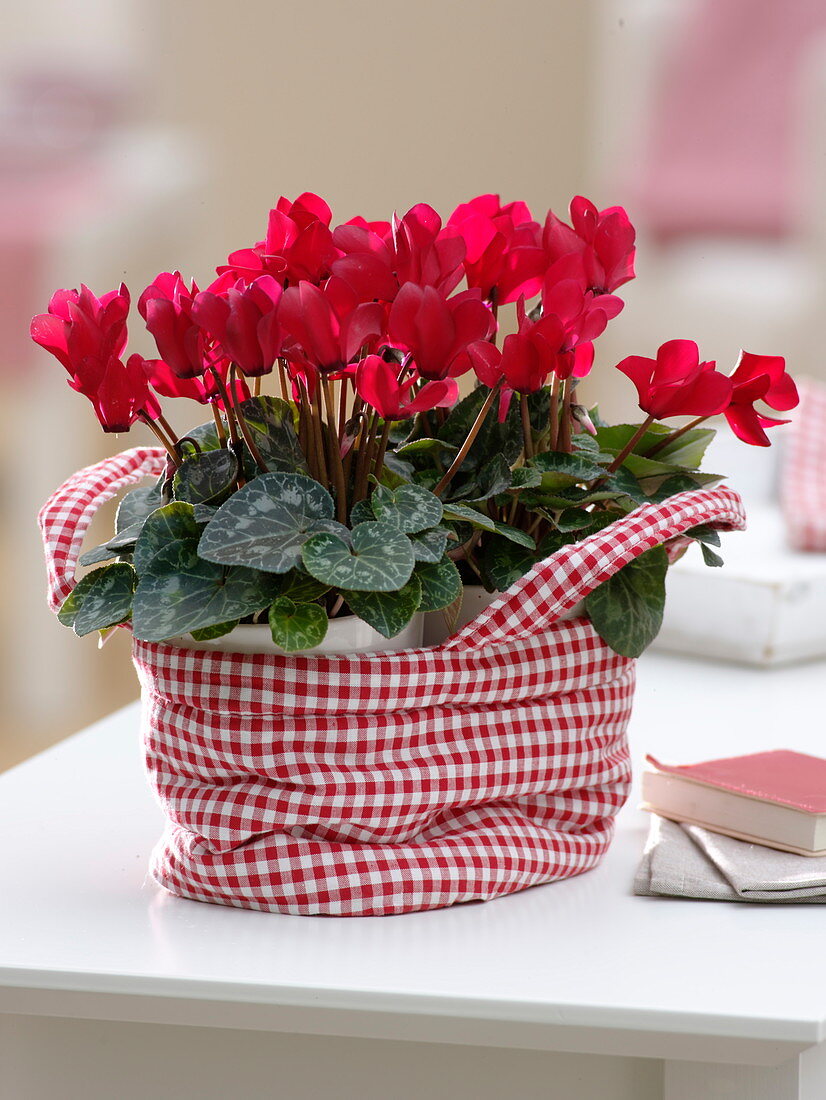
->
[616,339,732,420]
[387,283,494,380]
[354,355,458,420]
[723,350,799,446]
[446,194,545,304]
[543,196,636,294]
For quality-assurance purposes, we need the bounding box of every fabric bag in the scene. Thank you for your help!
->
[40,447,746,916]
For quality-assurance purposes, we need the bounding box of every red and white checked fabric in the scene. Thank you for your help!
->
[782,377,826,551]
[40,448,746,916]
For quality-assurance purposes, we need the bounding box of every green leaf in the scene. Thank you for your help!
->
[414,556,462,611]
[237,395,308,474]
[437,385,522,470]
[585,545,668,658]
[302,522,415,592]
[556,507,597,532]
[461,454,513,501]
[133,502,202,577]
[115,484,164,533]
[508,466,543,489]
[481,536,536,591]
[349,498,375,525]
[409,527,450,563]
[442,502,536,549]
[371,483,443,533]
[58,563,136,637]
[198,473,346,573]
[595,423,715,472]
[132,562,277,642]
[79,543,121,567]
[531,451,606,485]
[343,575,423,638]
[268,597,328,652]
[274,569,331,602]
[190,620,239,642]
[687,523,722,548]
[700,543,724,568]
[173,449,238,505]
[396,437,459,458]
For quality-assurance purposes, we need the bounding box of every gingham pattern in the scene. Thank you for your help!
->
[40,448,746,916]
[782,378,826,550]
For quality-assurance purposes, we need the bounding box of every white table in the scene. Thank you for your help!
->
[1,652,825,1100]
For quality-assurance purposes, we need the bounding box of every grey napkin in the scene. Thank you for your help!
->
[634,814,826,903]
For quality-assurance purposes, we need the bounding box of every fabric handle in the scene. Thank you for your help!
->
[443,485,746,652]
[38,446,167,612]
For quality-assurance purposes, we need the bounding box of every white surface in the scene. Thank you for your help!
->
[1,652,826,1075]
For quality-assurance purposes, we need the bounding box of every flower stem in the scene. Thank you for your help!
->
[209,368,242,450]
[434,384,499,497]
[322,375,348,523]
[645,414,709,458]
[211,403,227,447]
[228,365,269,473]
[138,412,180,466]
[310,385,329,489]
[352,411,379,505]
[558,378,574,453]
[548,376,560,451]
[603,415,656,477]
[371,420,392,483]
[520,393,534,459]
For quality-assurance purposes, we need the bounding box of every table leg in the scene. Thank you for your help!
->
[665,1041,826,1100]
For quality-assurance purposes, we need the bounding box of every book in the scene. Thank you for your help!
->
[641,750,826,857]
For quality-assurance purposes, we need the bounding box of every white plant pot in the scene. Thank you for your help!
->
[170,613,425,656]
[423,585,587,647]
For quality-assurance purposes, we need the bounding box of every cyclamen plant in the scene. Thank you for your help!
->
[33,192,798,656]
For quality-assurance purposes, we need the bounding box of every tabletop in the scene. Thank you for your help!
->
[1,651,824,1067]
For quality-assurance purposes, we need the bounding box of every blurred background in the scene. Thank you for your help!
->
[3,0,825,768]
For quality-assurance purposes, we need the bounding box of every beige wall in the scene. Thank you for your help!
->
[142,0,593,276]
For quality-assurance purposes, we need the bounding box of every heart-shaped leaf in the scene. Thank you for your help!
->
[238,395,308,474]
[58,563,136,637]
[585,545,668,658]
[349,498,375,525]
[190,620,240,642]
[173,449,238,505]
[132,561,277,642]
[414,557,462,612]
[409,527,450,563]
[371,483,443,533]
[199,473,346,573]
[481,536,536,591]
[442,503,536,549]
[115,484,164,533]
[269,597,328,652]
[343,575,422,638]
[274,569,331,602]
[302,522,415,591]
[531,450,606,487]
[133,502,202,576]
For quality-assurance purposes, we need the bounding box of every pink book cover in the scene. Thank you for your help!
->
[645,751,826,815]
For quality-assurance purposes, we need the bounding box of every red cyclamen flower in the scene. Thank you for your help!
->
[218,192,337,287]
[138,272,218,380]
[387,284,494,380]
[136,356,249,408]
[31,284,159,432]
[279,278,384,373]
[616,340,732,420]
[446,194,545,304]
[543,196,636,294]
[723,350,799,446]
[192,275,283,377]
[31,284,130,397]
[354,355,458,420]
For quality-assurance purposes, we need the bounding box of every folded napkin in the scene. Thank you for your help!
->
[635,815,826,903]
[781,377,826,551]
